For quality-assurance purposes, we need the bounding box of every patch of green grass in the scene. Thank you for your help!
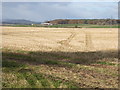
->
[2,60,26,68]
[3,49,72,66]
[35,73,79,88]
[96,61,116,65]
[3,62,79,88]
[52,79,78,88]
[43,24,119,28]
[2,72,31,88]
[5,24,119,28]
[2,48,118,88]
[33,73,52,88]
[88,25,119,28]
[43,60,60,65]
[59,62,75,68]
[21,72,40,88]
[3,52,38,64]
[2,60,27,74]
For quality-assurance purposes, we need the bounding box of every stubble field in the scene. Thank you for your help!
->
[2,27,119,88]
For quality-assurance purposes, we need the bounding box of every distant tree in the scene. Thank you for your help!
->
[84,20,88,24]
[75,25,78,28]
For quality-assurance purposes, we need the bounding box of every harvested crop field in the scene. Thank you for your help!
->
[2,27,118,51]
[2,27,119,88]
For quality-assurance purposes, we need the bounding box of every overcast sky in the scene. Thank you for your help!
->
[2,2,118,22]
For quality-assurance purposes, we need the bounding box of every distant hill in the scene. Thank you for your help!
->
[2,19,41,25]
[46,19,119,25]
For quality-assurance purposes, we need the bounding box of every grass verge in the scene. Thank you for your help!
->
[2,48,118,88]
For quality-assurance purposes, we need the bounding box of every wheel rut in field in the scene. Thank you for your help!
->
[58,32,77,47]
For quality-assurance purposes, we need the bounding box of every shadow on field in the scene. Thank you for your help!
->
[2,49,118,68]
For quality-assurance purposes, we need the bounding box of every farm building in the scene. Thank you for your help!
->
[41,23,53,25]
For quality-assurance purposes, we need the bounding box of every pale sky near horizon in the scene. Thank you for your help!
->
[2,2,118,22]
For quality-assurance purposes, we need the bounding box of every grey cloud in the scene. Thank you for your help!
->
[2,2,118,22]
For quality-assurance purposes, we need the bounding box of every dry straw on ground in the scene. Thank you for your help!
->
[2,27,118,52]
